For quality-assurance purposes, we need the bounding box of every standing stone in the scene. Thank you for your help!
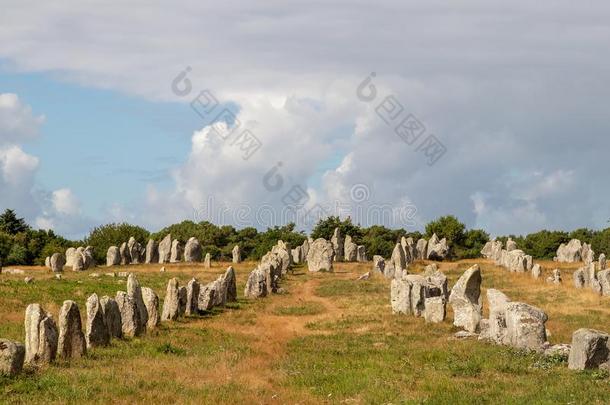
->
[424,296,446,323]
[83,246,95,269]
[306,238,335,272]
[573,268,586,288]
[531,264,542,279]
[100,296,122,339]
[116,291,142,337]
[481,241,493,258]
[598,269,610,296]
[178,286,187,316]
[119,242,131,265]
[161,278,180,321]
[567,328,610,370]
[45,256,51,268]
[506,238,517,252]
[72,253,85,271]
[57,300,87,359]
[556,239,583,263]
[416,239,428,260]
[85,293,110,348]
[141,287,160,329]
[291,246,302,264]
[184,237,202,262]
[331,228,344,262]
[244,267,268,299]
[448,264,482,333]
[505,302,548,352]
[203,253,211,268]
[186,278,200,316]
[0,339,25,376]
[546,269,562,284]
[344,235,358,262]
[356,245,367,262]
[301,239,310,260]
[127,237,142,264]
[127,273,148,330]
[24,304,58,365]
[424,265,449,299]
[387,243,406,279]
[223,266,237,302]
[599,253,607,271]
[390,278,412,315]
[274,241,292,274]
[486,289,511,344]
[581,243,595,266]
[65,247,77,267]
[372,255,385,274]
[232,245,241,263]
[198,282,218,311]
[158,234,172,263]
[426,234,449,261]
[145,239,158,264]
[50,253,65,272]
[106,246,120,267]
[170,239,183,263]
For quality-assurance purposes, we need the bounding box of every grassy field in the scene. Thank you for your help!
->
[0,259,609,404]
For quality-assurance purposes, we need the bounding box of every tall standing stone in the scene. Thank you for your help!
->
[145,239,158,264]
[57,300,87,359]
[448,264,482,333]
[100,296,122,339]
[65,247,77,267]
[161,278,180,321]
[85,293,110,348]
[0,339,25,376]
[185,278,200,316]
[203,253,211,268]
[386,243,406,279]
[291,246,302,264]
[184,237,202,262]
[344,235,358,262]
[306,238,334,272]
[158,234,172,264]
[119,242,131,265]
[50,253,65,272]
[127,273,148,330]
[232,245,241,263]
[141,287,160,329]
[170,239,183,263]
[416,239,428,260]
[331,228,344,262]
[106,246,120,267]
[598,269,610,296]
[116,291,142,337]
[24,304,58,365]
[223,266,237,302]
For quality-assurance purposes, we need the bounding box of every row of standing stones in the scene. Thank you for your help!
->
[0,268,237,377]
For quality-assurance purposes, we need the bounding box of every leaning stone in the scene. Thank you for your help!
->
[426,233,449,261]
[57,300,87,359]
[24,304,58,365]
[306,238,335,272]
[85,293,110,348]
[141,287,160,329]
[448,264,482,333]
[116,291,143,337]
[127,273,148,331]
[50,253,65,272]
[567,328,610,370]
[185,278,200,316]
[424,296,446,323]
[505,302,548,352]
[0,340,25,376]
[100,296,122,339]
[161,278,180,321]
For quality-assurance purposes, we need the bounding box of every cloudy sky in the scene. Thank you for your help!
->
[1,1,609,239]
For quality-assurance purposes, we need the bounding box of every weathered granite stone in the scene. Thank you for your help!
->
[85,293,110,348]
[72,253,85,271]
[448,264,482,333]
[244,267,268,298]
[232,245,241,263]
[391,278,412,315]
[0,340,25,376]
[306,238,334,272]
[416,239,428,260]
[223,266,237,302]
[170,239,183,263]
[424,296,446,323]
[65,247,77,267]
[598,269,610,296]
[106,246,120,267]
[344,235,357,262]
[100,296,122,339]
[573,268,586,288]
[372,255,385,274]
[356,245,367,262]
[24,304,58,365]
[203,253,211,268]
[145,239,158,264]
[386,243,407,279]
[568,328,610,370]
[127,273,148,331]
[331,227,344,262]
[506,238,517,252]
[486,289,510,344]
[426,234,449,261]
[178,286,187,317]
[531,264,542,279]
[50,253,65,272]
[198,282,217,311]
[184,237,202,262]
[291,246,302,264]
[546,269,562,284]
[119,242,131,265]
[141,287,159,329]
[556,239,582,263]
[127,237,142,264]
[185,278,200,316]
[57,300,87,359]
[301,238,310,260]
[505,302,548,352]
[116,291,143,337]
[158,234,172,263]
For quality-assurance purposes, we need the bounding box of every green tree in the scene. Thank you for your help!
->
[0,209,30,235]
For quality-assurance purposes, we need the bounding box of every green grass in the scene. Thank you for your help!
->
[272,302,325,316]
